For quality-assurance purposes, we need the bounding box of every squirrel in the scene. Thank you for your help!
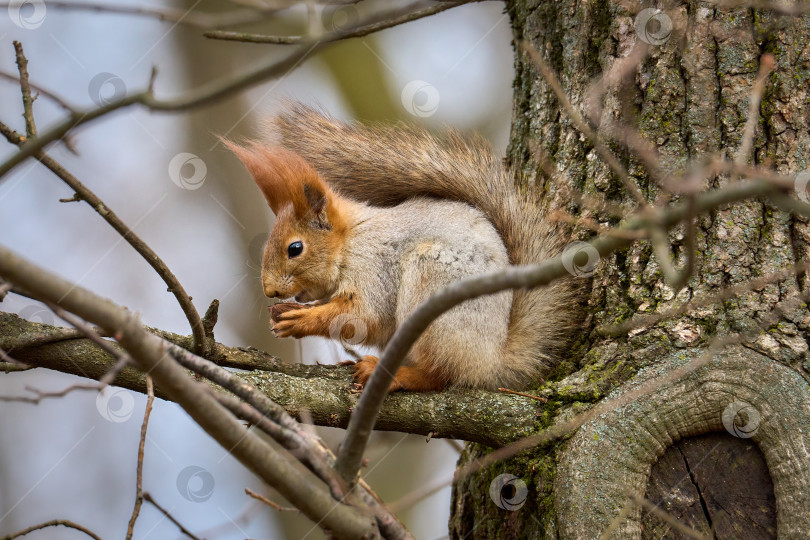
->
[225,104,579,392]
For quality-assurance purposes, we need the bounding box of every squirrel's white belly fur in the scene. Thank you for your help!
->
[339,197,512,386]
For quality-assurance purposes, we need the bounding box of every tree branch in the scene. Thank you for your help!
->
[0,1,477,183]
[0,311,540,448]
[0,118,209,357]
[0,248,380,540]
[0,519,103,540]
[204,0,476,44]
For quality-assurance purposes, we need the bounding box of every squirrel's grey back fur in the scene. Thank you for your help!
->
[271,104,580,387]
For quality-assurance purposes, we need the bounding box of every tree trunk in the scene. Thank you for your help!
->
[450,1,810,538]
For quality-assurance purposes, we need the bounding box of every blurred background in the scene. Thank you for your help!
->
[0,1,514,538]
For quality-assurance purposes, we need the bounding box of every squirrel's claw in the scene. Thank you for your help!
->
[270,307,310,338]
[352,355,379,387]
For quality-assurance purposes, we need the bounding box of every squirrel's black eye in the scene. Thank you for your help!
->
[287,241,304,258]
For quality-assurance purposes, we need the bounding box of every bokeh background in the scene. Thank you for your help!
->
[0,1,514,538]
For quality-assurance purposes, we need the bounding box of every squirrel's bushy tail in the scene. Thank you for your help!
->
[272,104,579,387]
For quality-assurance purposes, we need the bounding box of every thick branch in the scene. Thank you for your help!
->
[0,311,540,447]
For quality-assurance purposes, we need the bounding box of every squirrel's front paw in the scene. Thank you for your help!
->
[352,355,379,387]
[268,302,309,322]
[270,307,312,338]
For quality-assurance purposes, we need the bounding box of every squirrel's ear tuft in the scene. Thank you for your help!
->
[222,139,327,216]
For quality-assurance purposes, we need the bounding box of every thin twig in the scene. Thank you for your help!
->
[126,376,154,540]
[205,0,474,43]
[597,500,633,540]
[497,388,548,403]
[244,487,299,512]
[0,118,209,358]
[626,492,711,540]
[598,260,810,336]
[166,343,348,498]
[142,493,202,540]
[1,519,103,540]
[388,475,453,513]
[548,210,646,239]
[46,302,134,386]
[648,193,697,291]
[0,1,288,28]
[735,54,776,165]
[708,0,810,15]
[0,70,76,113]
[520,40,649,207]
[13,41,36,139]
[0,2,481,182]
[0,382,99,404]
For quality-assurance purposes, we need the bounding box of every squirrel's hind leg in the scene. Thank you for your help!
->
[353,355,446,392]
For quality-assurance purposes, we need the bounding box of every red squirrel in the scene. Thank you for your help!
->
[226,104,579,391]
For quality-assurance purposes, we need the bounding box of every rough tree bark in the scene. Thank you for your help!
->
[450,1,810,538]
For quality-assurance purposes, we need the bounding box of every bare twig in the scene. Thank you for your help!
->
[599,260,810,336]
[0,1,291,29]
[0,2,478,183]
[142,493,202,540]
[388,475,453,513]
[597,500,633,540]
[626,492,711,540]
[707,0,810,15]
[13,41,37,139]
[735,54,776,165]
[497,388,548,403]
[520,41,649,207]
[0,70,76,113]
[205,0,474,43]
[548,210,646,239]
[1,519,103,540]
[0,382,99,404]
[244,487,299,512]
[125,376,154,540]
[585,41,650,125]
[648,194,697,291]
[45,302,134,386]
[0,117,208,358]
